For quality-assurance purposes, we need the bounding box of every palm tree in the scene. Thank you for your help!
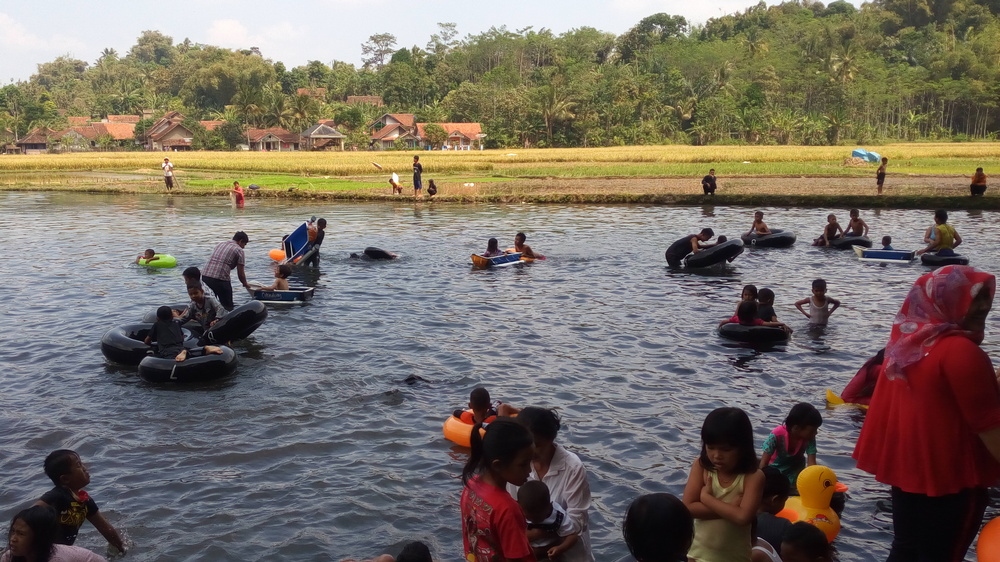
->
[830,42,860,85]
[537,84,575,145]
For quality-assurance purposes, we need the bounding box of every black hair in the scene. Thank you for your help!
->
[516,480,551,514]
[187,284,205,295]
[277,264,292,278]
[461,418,533,484]
[470,387,491,409]
[623,493,693,562]
[742,284,758,300]
[156,305,174,322]
[716,235,727,243]
[395,541,432,562]
[516,407,561,442]
[487,238,499,251]
[43,450,77,486]
[785,402,823,429]
[882,235,892,245]
[700,228,714,237]
[812,278,827,291]
[737,300,759,325]
[144,248,155,255]
[317,218,327,228]
[515,232,527,241]
[977,167,984,173]
[761,466,790,499]
[233,231,249,243]
[699,407,758,474]
[413,155,419,161]
[849,208,859,216]
[758,288,775,303]
[782,521,830,558]
[8,506,59,562]
[182,266,201,281]
[935,209,948,223]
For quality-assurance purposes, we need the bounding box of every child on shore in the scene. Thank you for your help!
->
[623,493,693,562]
[760,403,822,488]
[780,522,833,562]
[453,387,519,424]
[876,157,888,195]
[881,236,893,250]
[135,249,160,265]
[795,279,840,325]
[34,450,126,553]
[812,214,843,247]
[517,480,579,560]
[460,419,535,562]
[482,238,505,257]
[683,407,764,562]
[260,264,291,291]
[843,208,868,238]
[747,211,771,236]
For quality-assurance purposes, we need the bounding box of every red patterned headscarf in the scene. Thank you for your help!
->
[884,265,995,381]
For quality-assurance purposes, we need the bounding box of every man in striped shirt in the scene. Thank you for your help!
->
[202,231,250,310]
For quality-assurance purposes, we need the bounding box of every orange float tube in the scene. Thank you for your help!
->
[978,517,1000,560]
[269,249,286,261]
[443,411,486,447]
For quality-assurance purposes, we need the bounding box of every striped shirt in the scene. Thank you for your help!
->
[202,240,245,281]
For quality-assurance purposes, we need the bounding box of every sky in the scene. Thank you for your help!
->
[1,0,858,84]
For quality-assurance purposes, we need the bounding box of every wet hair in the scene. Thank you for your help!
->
[461,418,533,484]
[43,449,78,486]
[758,288,775,304]
[487,238,499,252]
[233,231,249,243]
[622,493,693,562]
[785,402,823,429]
[716,235,727,243]
[182,266,201,282]
[699,228,714,237]
[515,232,527,242]
[516,480,551,516]
[144,248,155,256]
[935,209,948,223]
[699,407,758,474]
[882,235,892,246]
[516,407,561,442]
[277,264,292,278]
[849,208,859,217]
[742,284,758,300]
[395,541,432,562]
[812,279,827,291]
[737,300,759,324]
[8,506,59,562]
[826,214,836,221]
[755,210,764,218]
[782,521,831,558]
[317,218,327,228]
[156,305,174,322]
[470,387,491,410]
[761,466,790,499]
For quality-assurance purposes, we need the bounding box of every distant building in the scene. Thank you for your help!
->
[297,87,328,100]
[367,113,485,150]
[301,123,347,151]
[247,127,301,151]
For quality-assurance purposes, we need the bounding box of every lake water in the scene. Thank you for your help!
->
[0,192,997,561]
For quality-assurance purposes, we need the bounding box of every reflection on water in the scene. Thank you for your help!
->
[0,192,998,561]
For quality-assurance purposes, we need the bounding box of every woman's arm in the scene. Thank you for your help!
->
[682,459,719,520]
[554,458,592,535]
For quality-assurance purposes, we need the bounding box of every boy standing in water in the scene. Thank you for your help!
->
[876,157,888,195]
[795,279,841,325]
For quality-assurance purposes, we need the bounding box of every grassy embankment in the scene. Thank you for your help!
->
[0,144,998,207]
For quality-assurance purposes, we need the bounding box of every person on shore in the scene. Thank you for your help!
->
[795,279,840,326]
[3,506,108,562]
[232,181,245,208]
[876,157,888,195]
[665,228,715,267]
[461,419,535,562]
[702,169,717,195]
[412,155,423,198]
[854,265,1000,561]
[843,208,869,238]
[682,407,764,562]
[453,387,519,425]
[162,157,174,189]
[517,480,579,561]
[259,264,291,292]
[390,172,402,195]
[34,450,126,554]
[305,218,326,267]
[970,167,987,196]
[760,403,821,488]
[621,493,693,562]
[811,214,843,247]
[202,231,250,311]
[746,211,771,236]
[135,248,161,265]
[482,238,505,258]
[427,179,438,197]
[881,236,894,250]
[917,209,962,256]
[512,232,539,259]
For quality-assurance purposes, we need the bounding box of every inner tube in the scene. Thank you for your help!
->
[101,323,195,366]
[741,229,796,248]
[719,323,789,343]
[443,411,487,447]
[141,305,204,336]
[137,254,177,268]
[138,346,238,383]
[363,247,397,260]
[921,252,969,266]
[830,236,871,250]
[683,239,744,268]
[200,300,268,345]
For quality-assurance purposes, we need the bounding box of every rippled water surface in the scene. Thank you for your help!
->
[1,192,998,561]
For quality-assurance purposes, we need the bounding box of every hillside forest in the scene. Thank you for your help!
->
[2,0,1000,149]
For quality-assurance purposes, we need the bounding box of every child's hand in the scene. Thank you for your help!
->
[700,485,716,504]
[547,545,565,559]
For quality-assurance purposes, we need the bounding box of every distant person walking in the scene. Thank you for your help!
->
[413,155,424,198]
[702,169,717,195]
[876,157,888,195]
[970,167,988,197]
[202,231,250,311]
[162,158,174,189]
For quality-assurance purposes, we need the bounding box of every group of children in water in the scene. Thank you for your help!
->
[482,233,539,260]
[719,281,841,332]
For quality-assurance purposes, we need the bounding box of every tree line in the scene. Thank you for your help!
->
[2,0,999,149]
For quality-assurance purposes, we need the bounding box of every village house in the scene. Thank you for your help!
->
[145,111,226,150]
[247,127,301,151]
[367,113,485,150]
[301,123,346,151]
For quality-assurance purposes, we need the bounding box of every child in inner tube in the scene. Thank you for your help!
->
[720,300,790,333]
[453,387,520,425]
[135,248,160,265]
[145,305,222,362]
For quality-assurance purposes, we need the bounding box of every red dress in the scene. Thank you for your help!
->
[461,476,534,562]
[853,336,1000,496]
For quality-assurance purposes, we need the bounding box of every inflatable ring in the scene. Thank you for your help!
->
[269,249,286,261]
[683,238,744,268]
[138,345,238,383]
[137,254,177,268]
[741,229,796,248]
[199,300,268,345]
[101,323,195,366]
[443,411,487,447]
[921,252,969,266]
[830,236,871,250]
[977,517,1000,560]
[719,323,789,344]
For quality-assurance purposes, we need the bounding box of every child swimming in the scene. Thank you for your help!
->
[135,249,160,265]
[482,238,505,257]
[760,403,822,488]
[720,301,791,332]
[747,211,771,236]
[683,407,764,562]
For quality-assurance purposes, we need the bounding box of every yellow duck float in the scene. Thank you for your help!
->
[776,465,841,542]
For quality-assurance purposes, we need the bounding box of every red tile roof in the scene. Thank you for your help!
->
[17,127,58,145]
[371,124,403,140]
[387,113,416,127]
[69,126,99,140]
[200,120,225,131]
[247,127,300,143]
[150,122,192,141]
[93,122,136,140]
[67,116,90,126]
[416,122,484,140]
[107,115,141,124]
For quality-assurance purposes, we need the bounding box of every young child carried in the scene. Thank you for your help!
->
[760,403,822,488]
[794,279,840,326]
[517,480,579,561]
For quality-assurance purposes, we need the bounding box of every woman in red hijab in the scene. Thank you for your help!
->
[854,265,1000,561]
